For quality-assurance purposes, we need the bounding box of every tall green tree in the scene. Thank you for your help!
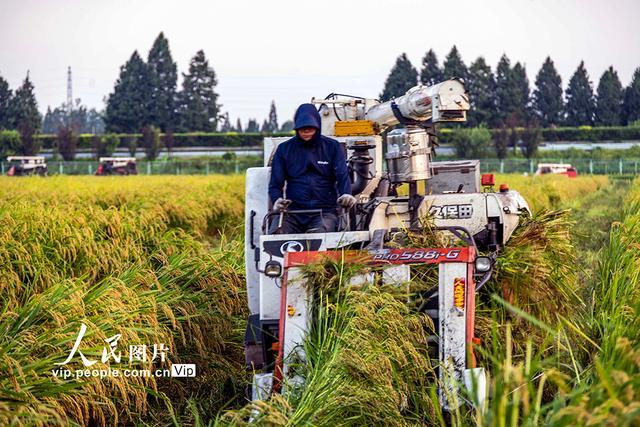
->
[220,112,232,132]
[443,46,468,81]
[595,66,623,126]
[0,73,12,129]
[43,100,104,134]
[521,120,542,159]
[141,125,162,160]
[564,61,595,126]
[280,120,294,132]
[511,62,531,122]
[177,50,220,132]
[622,67,640,125]
[494,54,519,126]
[235,118,243,133]
[532,57,563,127]
[419,49,443,86]
[8,72,41,131]
[467,57,495,126]
[268,101,278,133]
[147,32,178,131]
[105,51,151,133]
[56,124,78,160]
[246,119,259,133]
[379,53,418,101]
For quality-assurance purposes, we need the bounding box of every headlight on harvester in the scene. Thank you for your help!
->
[475,256,492,273]
[264,260,282,278]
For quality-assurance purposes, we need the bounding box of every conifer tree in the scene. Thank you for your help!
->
[467,57,495,126]
[220,112,232,132]
[512,62,531,122]
[494,54,519,125]
[595,66,623,126]
[177,50,220,132]
[147,32,178,131]
[280,120,294,132]
[622,67,640,125]
[380,53,418,101]
[443,46,468,81]
[564,61,595,126]
[0,73,12,129]
[105,51,151,132]
[268,101,278,132]
[246,119,259,133]
[8,72,41,131]
[419,49,443,86]
[236,118,243,133]
[532,57,563,127]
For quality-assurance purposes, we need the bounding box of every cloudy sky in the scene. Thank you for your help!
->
[1,0,638,126]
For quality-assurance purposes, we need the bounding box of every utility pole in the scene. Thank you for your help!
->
[66,66,73,112]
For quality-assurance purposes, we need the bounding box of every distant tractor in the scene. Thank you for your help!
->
[95,157,137,176]
[535,163,577,178]
[6,156,48,176]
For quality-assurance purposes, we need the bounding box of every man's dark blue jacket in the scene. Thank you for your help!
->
[269,104,351,212]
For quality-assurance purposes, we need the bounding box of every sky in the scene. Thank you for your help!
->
[1,0,639,126]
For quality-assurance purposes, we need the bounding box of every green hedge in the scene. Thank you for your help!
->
[35,132,295,150]
[436,126,640,144]
[32,127,640,150]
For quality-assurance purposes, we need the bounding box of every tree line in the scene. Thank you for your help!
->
[104,33,288,134]
[2,37,640,151]
[380,46,640,128]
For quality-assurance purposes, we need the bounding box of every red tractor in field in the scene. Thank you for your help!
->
[535,163,577,178]
[95,157,137,176]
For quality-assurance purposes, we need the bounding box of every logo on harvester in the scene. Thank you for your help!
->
[280,241,304,254]
[263,239,323,257]
[453,278,465,311]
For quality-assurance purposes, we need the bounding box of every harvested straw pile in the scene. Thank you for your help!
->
[0,176,247,426]
[222,260,439,426]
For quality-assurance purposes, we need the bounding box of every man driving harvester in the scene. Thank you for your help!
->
[268,103,356,234]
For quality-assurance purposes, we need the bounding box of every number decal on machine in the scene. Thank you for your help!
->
[372,248,462,262]
[429,204,473,219]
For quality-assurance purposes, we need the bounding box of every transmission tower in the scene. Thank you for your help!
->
[66,66,73,111]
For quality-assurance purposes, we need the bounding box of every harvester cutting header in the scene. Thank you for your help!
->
[244,79,531,410]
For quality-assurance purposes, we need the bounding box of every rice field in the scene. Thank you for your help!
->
[0,174,637,426]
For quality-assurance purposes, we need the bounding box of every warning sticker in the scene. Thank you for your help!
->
[453,278,465,311]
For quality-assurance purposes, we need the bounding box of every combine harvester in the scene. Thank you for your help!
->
[243,79,531,410]
[95,157,138,175]
[6,156,48,176]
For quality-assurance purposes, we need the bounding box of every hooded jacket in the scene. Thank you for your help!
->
[269,103,351,211]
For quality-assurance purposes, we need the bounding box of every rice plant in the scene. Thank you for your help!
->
[0,175,248,426]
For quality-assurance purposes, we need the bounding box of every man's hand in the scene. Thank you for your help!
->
[273,198,292,212]
[337,194,357,209]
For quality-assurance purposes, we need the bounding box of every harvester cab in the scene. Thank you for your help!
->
[244,79,531,410]
[6,156,47,176]
[95,157,137,176]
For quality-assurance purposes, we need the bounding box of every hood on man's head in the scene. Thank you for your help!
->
[294,103,321,132]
